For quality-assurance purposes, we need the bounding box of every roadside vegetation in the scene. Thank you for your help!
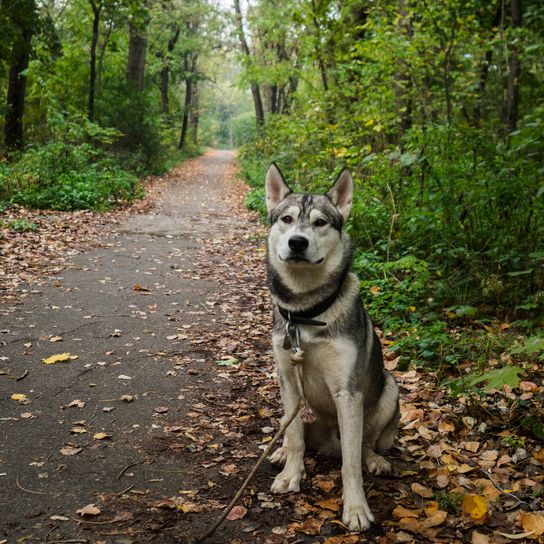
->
[0,0,252,211]
[235,0,544,439]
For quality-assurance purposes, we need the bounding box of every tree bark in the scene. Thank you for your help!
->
[233,0,265,128]
[179,54,193,149]
[4,28,33,149]
[160,26,180,115]
[88,0,102,121]
[503,0,522,132]
[394,0,412,142]
[126,20,147,91]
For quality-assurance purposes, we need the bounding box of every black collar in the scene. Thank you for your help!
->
[277,280,344,327]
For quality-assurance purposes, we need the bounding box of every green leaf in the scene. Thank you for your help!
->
[216,357,239,366]
[467,366,524,392]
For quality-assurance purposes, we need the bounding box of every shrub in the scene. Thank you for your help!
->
[4,142,141,211]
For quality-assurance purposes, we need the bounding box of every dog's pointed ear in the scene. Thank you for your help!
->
[265,163,291,213]
[327,169,353,221]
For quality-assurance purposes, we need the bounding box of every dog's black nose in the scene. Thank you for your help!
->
[288,235,309,253]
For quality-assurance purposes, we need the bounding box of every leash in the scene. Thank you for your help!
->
[194,352,307,543]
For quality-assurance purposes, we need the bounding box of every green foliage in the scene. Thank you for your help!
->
[510,336,544,361]
[3,143,141,211]
[1,218,38,231]
[445,366,524,397]
[434,491,463,514]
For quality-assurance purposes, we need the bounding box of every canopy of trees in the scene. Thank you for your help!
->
[236,0,543,324]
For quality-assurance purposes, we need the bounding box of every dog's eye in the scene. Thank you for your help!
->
[281,215,292,224]
[314,218,328,227]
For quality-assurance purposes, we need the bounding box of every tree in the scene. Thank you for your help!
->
[88,0,103,121]
[3,0,38,149]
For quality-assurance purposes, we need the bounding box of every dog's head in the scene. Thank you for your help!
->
[265,164,353,270]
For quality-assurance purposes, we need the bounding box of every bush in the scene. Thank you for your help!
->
[3,142,141,211]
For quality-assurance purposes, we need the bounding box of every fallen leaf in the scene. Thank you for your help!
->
[471,530,491,544]
[316,498,341,512]
[313,475,335,493]
[60,445,82,456]
[154,406,169,413]
[49,335,63,342]
[132,284,150,291]
[43,353,78,365]
[398,517,421,533]
[11,393,27,401]
[422,509,447,528]
[462,494,489,524]
[295,517,323,536]
[412,482,434,498]
[519,511,544,538]
[93,432,110,440]
[50,515,70,522]
[323,536,359,544]
[393,505,421,519]
[67,399,85,408]
[226,505,247,521]
[70,427,87,434]
[76,504,101,516]
[258,407,273,418]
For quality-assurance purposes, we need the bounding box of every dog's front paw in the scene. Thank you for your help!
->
[365,452,391,476]
[342,499,375,531]
[271,464,305,493]
[269,447,287,465]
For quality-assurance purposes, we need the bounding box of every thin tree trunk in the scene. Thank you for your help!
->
[503,0,522,132]
[88,0,102,121]
[160,26,180,115]
[126,21,147,91]
[179,55,193,149]
[4,29,33,149]
[233,0,265,128]
[394,0,412,142]
[190,79,199,144]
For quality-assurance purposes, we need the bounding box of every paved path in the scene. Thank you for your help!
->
[0,150,275,543]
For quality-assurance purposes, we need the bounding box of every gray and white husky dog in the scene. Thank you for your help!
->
[265,164,400,531]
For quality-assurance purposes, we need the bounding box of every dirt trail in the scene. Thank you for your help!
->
[0,151,282,543]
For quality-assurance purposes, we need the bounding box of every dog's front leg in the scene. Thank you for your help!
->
[271,363,305,493]
[334,390,375,531]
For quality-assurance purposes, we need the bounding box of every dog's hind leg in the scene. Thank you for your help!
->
[363,372,399,475]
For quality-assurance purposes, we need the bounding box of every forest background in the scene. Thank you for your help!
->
[0,0,543,439]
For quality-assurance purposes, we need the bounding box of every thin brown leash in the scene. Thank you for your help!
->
[193,355,307,543]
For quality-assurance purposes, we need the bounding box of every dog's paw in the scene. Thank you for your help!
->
[365,452,391,476]
[271,465,305,493]
[269,447,287,465]
[342,499,375,531]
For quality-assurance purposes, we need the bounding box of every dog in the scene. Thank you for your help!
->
[265,164,400,531]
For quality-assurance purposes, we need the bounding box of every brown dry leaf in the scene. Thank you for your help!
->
[316,497,341,512]
[398,517,421,533]
[76,504,101,516]
[60,445,82,456]
[49,335,63,342]
[70,427,87,434]
[323,536,359,544]
[132,284,150,292]
[93,432,110,440]
[258,407,273,418]
[154,406,169,413]
[471,530,491,544]
[411,482,433,498]
[437,420,455,434]
[519,511,544,538]
[226,505,247,521]
[533,449,544,463]
[462,494,489,524]
[393,505,421,519]
[313,475,335,493]
[422,509,447,528]
[295,517,323,536]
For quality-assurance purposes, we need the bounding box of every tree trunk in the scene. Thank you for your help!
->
[394,0,412,142]
[233,0,265,128]
[179,55,193,149]
[503,0,522,132]
[4,28,33,149]
[190,79,199,144]
[88,0,102,121]
[126,21,147,91]
[160,26,180,115]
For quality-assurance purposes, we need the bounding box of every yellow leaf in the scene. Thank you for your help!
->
[370,285,380,296]
[408,305,416,312]
[43,352,78,365]
[462,494,489,523]
[11,393,27,401]
[520,512,544,537]
[93,432,110,440]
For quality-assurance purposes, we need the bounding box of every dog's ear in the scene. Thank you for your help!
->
[327,169,353,221]
[265,163,291,213]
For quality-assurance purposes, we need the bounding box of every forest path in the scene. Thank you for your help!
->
[0,150,280,543]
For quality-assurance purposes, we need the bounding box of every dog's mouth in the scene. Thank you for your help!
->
[282,255,325,265]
